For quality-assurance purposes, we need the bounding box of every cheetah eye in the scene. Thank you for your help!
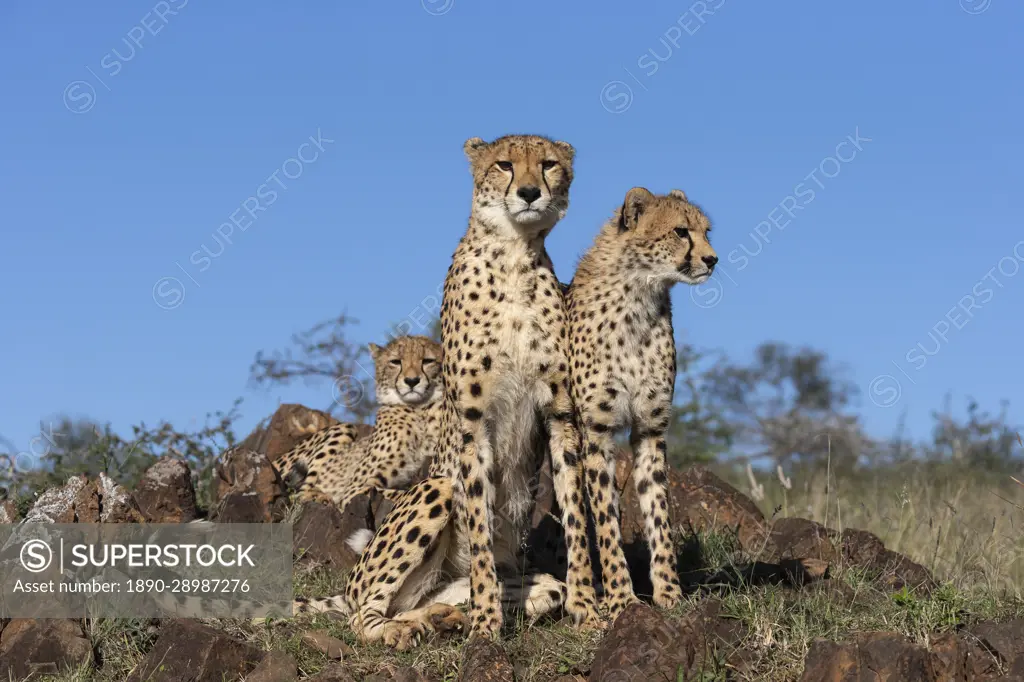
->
[496,161,513,172]
[673,227,689,239]
[541,160,558,171]
[422,358,436,365]
[388,359,402,366]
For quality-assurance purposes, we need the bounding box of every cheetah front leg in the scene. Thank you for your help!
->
[631,430,682,609]
[457,419,504,640]
[542,375,602,628]
[581,424,641,619]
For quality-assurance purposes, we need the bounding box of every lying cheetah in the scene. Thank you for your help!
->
[567,187,717,618]
[275,335,443,511]
[295,134,600,648]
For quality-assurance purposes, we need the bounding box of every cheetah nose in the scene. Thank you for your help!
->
[702,255,719,269]
[516,185,542,204]
[404,377,421,388]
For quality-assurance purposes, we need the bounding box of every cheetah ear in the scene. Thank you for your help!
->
[620,187,655,232]
[463,137,489,165]
[367,343,382,361]
[553,140,575,162]
[669,189,688,202]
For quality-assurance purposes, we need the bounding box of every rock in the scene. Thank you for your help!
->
[308,662,359,682]
[838,528,936,593]
[0,500,19,524]
[126,620,264,682]
[211,448,287,522]
[613,459,772,597]
[301,630,354,660]
[0,618,94,680]
[799,632,964,682]
[134,458,198,523]
[237,404,356,463]
[294,501,360,573]
[967,620,1024,679]
[590,604,686,682]
[615,459,771,580]
[460,638,516,681]
[292,490,394,573]
[97,472,147,523]
[24,475,89,523]
[764,519,935,594]
[769,517,840,563]
[930,633,971,682]
[590,601,746,682]
[245,650,298,682]
[214,490,274,523]
[23,474,144,524]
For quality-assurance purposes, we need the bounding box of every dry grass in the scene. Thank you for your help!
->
[726,461,1024,594]
[25,463,1024,682]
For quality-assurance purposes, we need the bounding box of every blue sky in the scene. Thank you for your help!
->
[2,0,1022,462]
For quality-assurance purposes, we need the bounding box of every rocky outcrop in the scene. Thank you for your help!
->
[0,619,94,680]
[590,601,748,682]
[22,473,144,524]
[236,403,363,462]
[126,620,264,682]
[459,638,516,682]
[210,447,287,522]
[133,457,197,523]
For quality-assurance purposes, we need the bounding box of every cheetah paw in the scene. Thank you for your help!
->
[654,585,683,610]
[567,600,605,630]
[426,603,469,634]
[382,620,427,651]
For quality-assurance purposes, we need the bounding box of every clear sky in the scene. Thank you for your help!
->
[2,1,1022,461]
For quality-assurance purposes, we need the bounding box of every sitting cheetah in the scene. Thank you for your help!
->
[567,187,718,618]
[294,134,600,648]
[275,335,443,511]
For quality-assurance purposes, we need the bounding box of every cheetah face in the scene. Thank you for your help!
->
[368,336,443,407]
[618,187,717,285]
[463,135,575,237]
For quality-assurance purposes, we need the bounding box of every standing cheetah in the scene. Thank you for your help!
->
[295,134,600,648]
[275,335,443,511]
[567,187,717,618]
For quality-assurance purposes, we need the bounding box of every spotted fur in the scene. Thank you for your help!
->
[292,135,601,648]
[567,187,718,618]
[275,335,443,511]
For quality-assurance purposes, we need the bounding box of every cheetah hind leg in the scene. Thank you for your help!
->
[346,478,460,650]
[373,487,409,504]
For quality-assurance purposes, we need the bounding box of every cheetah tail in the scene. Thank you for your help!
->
[345,528,374,555]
